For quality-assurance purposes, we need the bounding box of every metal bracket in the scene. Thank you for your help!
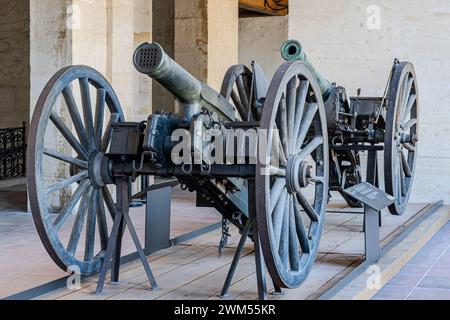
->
[219,179,282,300]
[95,177,159,295]
[343,149,394,263]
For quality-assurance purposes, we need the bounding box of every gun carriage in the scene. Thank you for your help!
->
[27,39,419,289]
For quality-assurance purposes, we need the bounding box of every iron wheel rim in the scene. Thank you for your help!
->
[384,62,419,216]
[27,66,124,274]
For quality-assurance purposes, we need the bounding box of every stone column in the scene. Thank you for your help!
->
[174,0,239,95]
[152,0,175,113]
[0,1,30,128]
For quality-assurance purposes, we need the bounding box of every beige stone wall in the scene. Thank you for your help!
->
[71,0,152,122]
[174,0,239,94]
[207,0,239,91]
[174,0,208,84]
[28,0,153,209]
[288,0,450,203]
[239,16,288,78]
[0,1,30,128]
[30,0,71,116]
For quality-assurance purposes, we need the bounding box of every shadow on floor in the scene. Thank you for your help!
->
[0,180,27,213]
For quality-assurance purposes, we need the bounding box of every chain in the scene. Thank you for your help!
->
[218,217,231,258]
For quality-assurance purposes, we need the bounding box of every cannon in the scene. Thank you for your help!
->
[27,39,418,290]
[280,40,419,213]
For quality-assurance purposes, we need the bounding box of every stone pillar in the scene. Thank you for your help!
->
[0,1,30,128]
[174,0,239,94]
[207,0,239,91]
[152,0,175,113]
[106,0,153,122]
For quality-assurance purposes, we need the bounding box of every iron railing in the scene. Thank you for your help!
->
[0,122,27,180]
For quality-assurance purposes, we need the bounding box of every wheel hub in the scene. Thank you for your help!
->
[400,132,418,145]
[286,155,313,194]
[88,151,113,188]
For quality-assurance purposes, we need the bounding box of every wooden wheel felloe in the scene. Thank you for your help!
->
[256,61,329,288]
[221,64,259,121]
[384,62,419,215]
[27,66,124,275]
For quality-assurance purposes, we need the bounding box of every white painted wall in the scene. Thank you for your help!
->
[238,1,450,204]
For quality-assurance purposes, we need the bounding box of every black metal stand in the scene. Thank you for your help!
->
[363,149,381,263]
[219,179,282,300]
[95,177,158,295]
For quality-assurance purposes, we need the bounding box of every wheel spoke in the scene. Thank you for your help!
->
[53,179,90,231]
[46,170,89,194]
[310,175,325,184]
[402,77,414,110]
[272,190,288,245]
[101,113,120,152]
[84,189,97,261]
[403,94,417,122]
[96,189,109,251]
[102,186,117,219]
[94,89,106,148]
[404,143,416,153]
[291,81,309,151]
[276,95,290,156]
[403,118,417,131]
[398,156,407,197]
[270,178,285,213]
[79,78,95,146]
[297,137,323,161]
[272,126,287,167]
[279,195,290,267]
[67,187,94,255]
[62,87,89,147]
[400,151,412,177]
[293,198,311,253]
[50,112,89,159]
[296,103,318,151]
[236,75,249,114]
[269,166,286,177]
[231,90,247,120]
[288,196,300,271]
[286,77,297,144]
[296,191,319,222]
[44,148,88,169]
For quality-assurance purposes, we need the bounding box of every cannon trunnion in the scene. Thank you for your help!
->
[27,40,419,291]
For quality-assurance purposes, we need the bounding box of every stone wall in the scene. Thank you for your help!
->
[0,1,30,129]
[239,15,288,79]
[174,0,239,94]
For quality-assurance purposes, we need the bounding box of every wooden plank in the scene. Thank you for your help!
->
[36,244,189,300]
[109,247,254,300]
[58,245,216,300]
[31,201,438,301]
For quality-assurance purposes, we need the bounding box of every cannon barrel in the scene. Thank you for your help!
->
[133,42,235,126]
[281,40,332,97]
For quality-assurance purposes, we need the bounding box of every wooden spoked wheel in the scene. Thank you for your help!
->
[256,61,329,288]
[221,65,259,121]
[384,62,419,215]
[27,66,124,275]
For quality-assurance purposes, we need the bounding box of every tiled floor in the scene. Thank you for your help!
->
[374,222,450,300]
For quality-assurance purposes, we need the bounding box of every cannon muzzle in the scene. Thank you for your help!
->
[134,42,236,125]
[281,40,331,97]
